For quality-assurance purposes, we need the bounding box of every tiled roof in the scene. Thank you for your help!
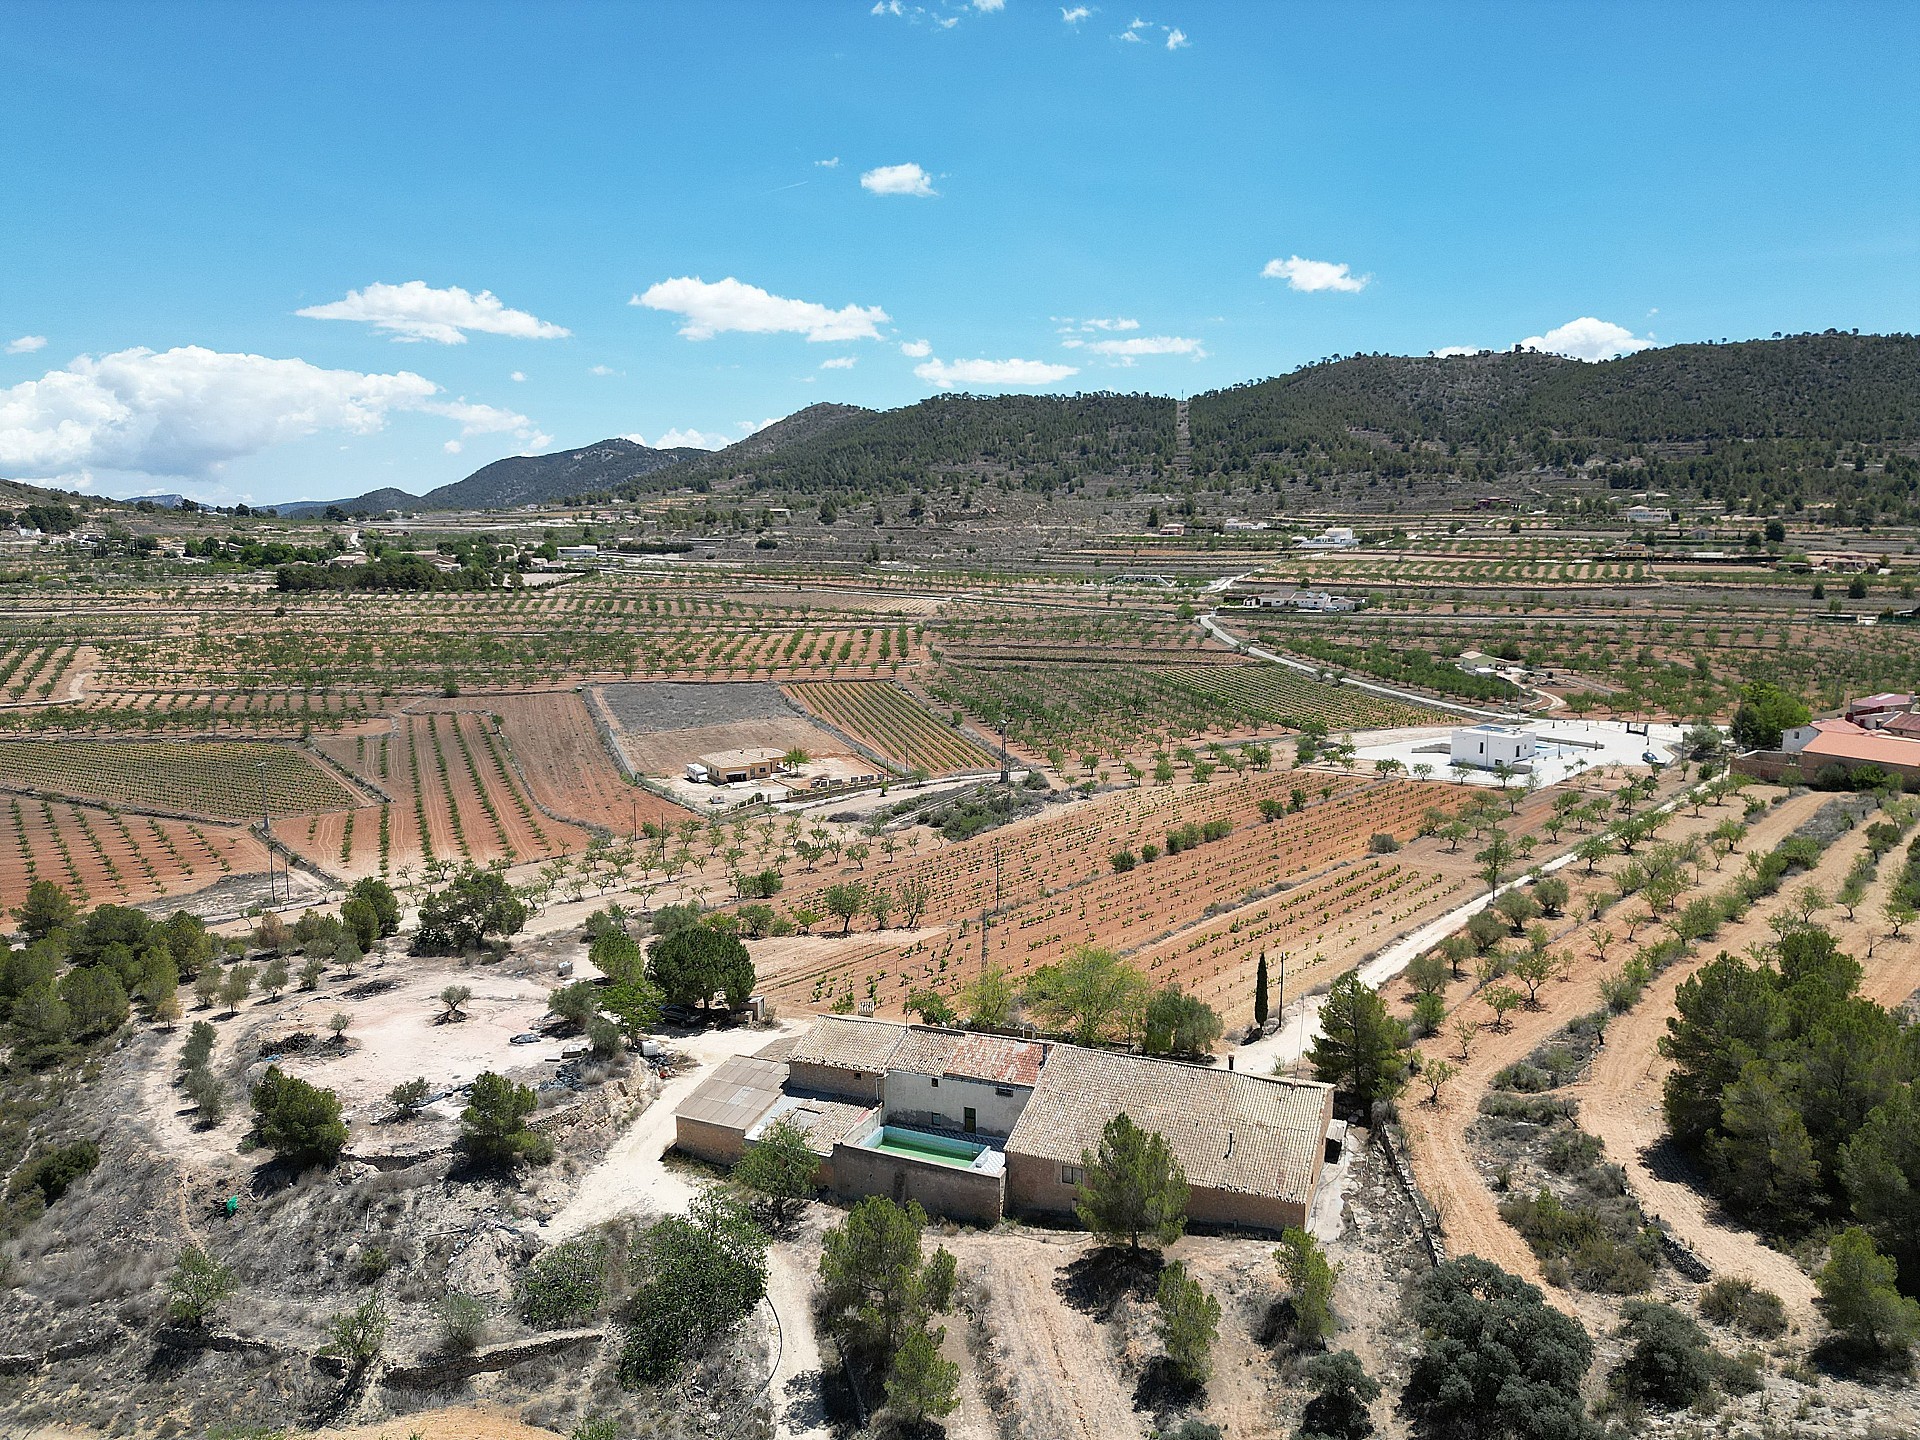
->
[1006,1047,1333,1205]
[947,1033,1046,1087]
[787,1015,908,1073]
[888,1028,961,1077]
[758,1096,875,1152]
[676,1054,787,1132]
[1803,730,1920,770]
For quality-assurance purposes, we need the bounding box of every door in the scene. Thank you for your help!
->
[963,1107,977,1134]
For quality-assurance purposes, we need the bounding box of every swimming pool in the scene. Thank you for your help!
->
[858,1125,989,1168]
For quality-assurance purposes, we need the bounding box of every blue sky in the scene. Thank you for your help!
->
[2,1,1916,505]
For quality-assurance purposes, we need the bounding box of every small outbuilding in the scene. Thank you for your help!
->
[1449,724,1536,771]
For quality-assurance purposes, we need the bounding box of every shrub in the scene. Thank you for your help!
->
[183,1066,226,1125]
[520,1236,609,1327]
[1610,1300,1714,1409]
[1698,1276,1787,1338]
[166,1245,237,1326]
[1497,1188,1656,1294]
[9,1140,99,1207]
[439,1292,488,1354]
[325,1294,389,1369]
[1367,832,1400,854]
[249,1065,347,1169]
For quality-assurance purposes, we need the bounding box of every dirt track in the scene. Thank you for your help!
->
[1399,787,1851,1321]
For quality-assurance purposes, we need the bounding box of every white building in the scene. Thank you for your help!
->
[1295,526,1358,550]
[556,544,599,561]
[1625,506,1669,525]
[1450,724,1537,771]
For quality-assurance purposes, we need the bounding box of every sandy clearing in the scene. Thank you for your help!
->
[310,1407,558,1440]
[545,1021,797,1238]
[618,716,845,778]
[764,1240,834,1440]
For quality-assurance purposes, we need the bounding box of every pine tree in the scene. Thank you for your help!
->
[1307,973,1409,1111]
[1074,1112,1188,1250]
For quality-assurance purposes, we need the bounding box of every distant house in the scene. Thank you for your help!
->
[1782,718,1864,754]
[1845,693,1913,729]
[1295,526,1358,550]
[1625,505,1669,525]
[555,544,599,561]
[693,747,785,784]
[674,1016,1335,1232]
[1796,726,1920,785]
[1449,724,1536,771]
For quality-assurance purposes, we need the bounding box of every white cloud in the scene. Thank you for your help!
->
[1056,316,1140,333]
[6,336,47,355]
[632,276,889,343]
[816,156,840,168]
[296,281,569,345]
[1431,346,1483,358]
[861,162,938,198]
[443,439,463,454]
[738,417,779,435]
[974,0,1005,9]
[1061,5,1092,21]
[0,344,545,479]
[1166,26,1188,48]
[588,364,616,376]
[900,338,933,358]
[652,427,732,450]
[1077,335,1206,363]
[1519,316,1655,362]
[819,356,857,370]
[1261,255,1370,293]
[509,370,526,382]
[915,356,1079,388]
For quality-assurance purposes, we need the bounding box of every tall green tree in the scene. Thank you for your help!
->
[1816,1226,1920,1360]
[1840,1087,1920,1293]
[1142,983,1223,1056]
[460,1071,553,1167]
[1275,1226,1340,1349]
[1024,945,1149,1045]
[1155,1262,1222,1386]
[732,1116,819,1224]
[649,926,755,1012]
[1074,1112,1188,1250]
[819,1197,956,1362]
[1307,973,1409,1111]
[12,879,75,941]
[412,865,528,953]
[618,1192,769,1384]
[1730,682,1810,751]
[250,1065,348,1169]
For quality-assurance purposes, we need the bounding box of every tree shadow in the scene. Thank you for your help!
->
[1132,1355,1205,1417]
[1055,1246,1164,1319]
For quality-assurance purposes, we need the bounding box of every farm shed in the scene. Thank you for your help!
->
[672,1054,789,1167]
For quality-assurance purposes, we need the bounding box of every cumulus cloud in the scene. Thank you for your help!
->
[1120,16,1184,45]
[1061,5,1092,21]
[296,281,569,344]
[819,356,857,369]
[1431,346,1483,358]
[632,276,889,343]
[509,370,526,382]
[815,156,840,168]
[651,427,733,450]
[738,417,779,435]
[1520,316,1655,362]
[1261,255,1369,293]
[1073,335,1206,363]
[900,338,933,358]
[1166,26,1188,48]
[0,344,545,479]
[6,336,47,355]
[588,364,616,376]
[444,439,463,454]
[1056,316,1140,334]
[974,0,1005,9]
[861,162,938,198]
[914,356,1078,388]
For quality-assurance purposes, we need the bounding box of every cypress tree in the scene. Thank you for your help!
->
[1254,951,1270,1028]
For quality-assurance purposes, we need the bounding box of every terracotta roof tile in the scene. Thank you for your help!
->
[787,1015,908,1073]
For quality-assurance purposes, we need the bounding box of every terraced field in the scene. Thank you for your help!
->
[0,738,360,818]
[929,660,1445,758]
[0,795,263,904]
[786,681,994,774]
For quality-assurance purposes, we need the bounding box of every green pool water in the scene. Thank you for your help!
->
[863,1126,986,1167]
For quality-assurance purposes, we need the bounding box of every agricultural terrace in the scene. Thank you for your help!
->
[759,773,1479,1021]
[785,681,995,774]
[70,582,932,696]
[1236,607,1920,720]
[0,738,358,819]
[0,796,262,906]
[424,692,689,836]
[303,713,593,879]
[927,661,1446,763]
[0,642,91,704]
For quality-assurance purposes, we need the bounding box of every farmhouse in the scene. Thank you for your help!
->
[1625,505,1669,525]
[1844,692,1913,729]
[1295,526,1358,550]
[675,1015,1336,1231]
[690,746,785,784]
[1449,723,1537,771]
